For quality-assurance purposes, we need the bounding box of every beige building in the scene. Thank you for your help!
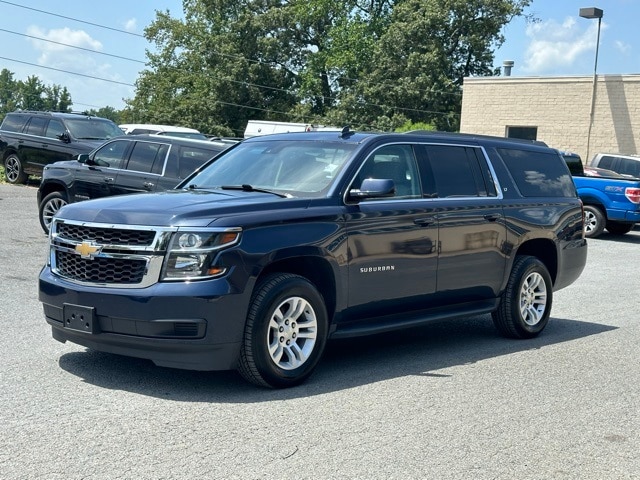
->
[459,74,640,163]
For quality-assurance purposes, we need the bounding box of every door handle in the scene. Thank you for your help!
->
[484,213,501,222]
[104,177,115,183]
[414,217,434,227]
[143,182,155,190]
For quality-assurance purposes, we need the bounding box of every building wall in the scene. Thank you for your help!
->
[459,75,640,163]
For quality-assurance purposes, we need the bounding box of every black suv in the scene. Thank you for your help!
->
[0,111,124,184]
[37,134,231,233]
[39,130,587,388]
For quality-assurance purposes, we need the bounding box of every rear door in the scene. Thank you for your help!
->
[112,140,170,195]
[419,144,507,302]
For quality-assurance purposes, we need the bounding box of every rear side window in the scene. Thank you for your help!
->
[498,148,575,198]
[0,114,28,132]
[126,142,169,174]
[25,117,47,136]
[422,145,492,198]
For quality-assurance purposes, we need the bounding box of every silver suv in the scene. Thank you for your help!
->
[590,153,640,178]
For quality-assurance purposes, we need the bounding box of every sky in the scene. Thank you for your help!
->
[0,0,638,111]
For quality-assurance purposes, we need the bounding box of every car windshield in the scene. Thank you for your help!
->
[183,140,356,196]
[65,118,125,140]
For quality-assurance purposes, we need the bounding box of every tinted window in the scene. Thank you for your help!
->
[617,158,640,177]
[355,144,421,199]
[26,117,47,136]
[498,148,575,197]
[64,118,124,140]
[93,140,130,169]
[424,145,487,197]
[177,145,221,178]
[45,119,66,139]
[126,142,169,174]
[595,155,614,169]
[0,114,28,132]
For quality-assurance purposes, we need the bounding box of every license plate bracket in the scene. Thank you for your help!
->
[62,303,98,334]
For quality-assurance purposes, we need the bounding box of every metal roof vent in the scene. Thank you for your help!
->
[503,60,514,76]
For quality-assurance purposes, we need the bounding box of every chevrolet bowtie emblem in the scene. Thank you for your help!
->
[75,241,102,259]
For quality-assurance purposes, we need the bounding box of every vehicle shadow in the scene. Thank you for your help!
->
[57,314,616,402]
[595,231,640,244]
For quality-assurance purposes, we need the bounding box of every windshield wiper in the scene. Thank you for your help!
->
[220,184,289,198]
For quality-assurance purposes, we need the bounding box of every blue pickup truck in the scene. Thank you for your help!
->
[562,151,640,238]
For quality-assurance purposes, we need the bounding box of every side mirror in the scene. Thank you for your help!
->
[57,132,71,143]
[77,154,90,164]
[349,178,395,199]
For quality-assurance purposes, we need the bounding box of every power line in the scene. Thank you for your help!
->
[0,56,135,87]
[0,0,144,38]
[0,28,145,64]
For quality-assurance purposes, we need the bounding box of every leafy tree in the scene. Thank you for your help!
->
[86,106,121,123]
[0,68,18,120]
[127,0,531,133]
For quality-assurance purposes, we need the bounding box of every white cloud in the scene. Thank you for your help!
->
[522,17,606,74]
[124,18,137,33]
[615,40,631,55]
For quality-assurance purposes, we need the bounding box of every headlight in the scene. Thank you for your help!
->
[161,229,240,280]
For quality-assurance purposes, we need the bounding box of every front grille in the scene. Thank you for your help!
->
[56,250,147,284]
[57,223,156,246]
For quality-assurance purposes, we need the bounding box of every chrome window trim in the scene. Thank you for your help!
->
[343,141,504,204]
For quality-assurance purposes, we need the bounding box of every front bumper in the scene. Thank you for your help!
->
[39,266,251,371]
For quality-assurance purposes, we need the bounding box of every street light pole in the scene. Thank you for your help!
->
[579,7,604,163]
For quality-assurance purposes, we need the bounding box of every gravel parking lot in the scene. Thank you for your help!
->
[0,183,638,479]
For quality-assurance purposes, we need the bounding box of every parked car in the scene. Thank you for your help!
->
[559,150,640,237]
[119,123,208,140]
[0,111,124,184]
[590,152,640,178]
[37,134,232,233]
[39,129,587,388]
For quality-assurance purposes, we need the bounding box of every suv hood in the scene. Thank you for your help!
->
[55,189,314,227]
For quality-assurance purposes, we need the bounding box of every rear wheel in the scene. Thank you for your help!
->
[583,205,605,238]
[39,191,68,234]
[492,256,552,339]
[4,154,28,184]
[605,221,633,235]
[238,273,328,388]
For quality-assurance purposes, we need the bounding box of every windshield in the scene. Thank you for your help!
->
[65,118,125,140]
[183,140,356,196]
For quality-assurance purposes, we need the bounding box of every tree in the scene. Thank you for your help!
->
[0,69,18,120]
[127,0,531,133]
[348,0,531,131]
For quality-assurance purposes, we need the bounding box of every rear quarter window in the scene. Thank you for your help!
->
[0,114,28,132]
[498,148,576,198]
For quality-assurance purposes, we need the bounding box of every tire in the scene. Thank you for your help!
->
[4,154,28,184]
[238,273,328,388]
[583,205,605,238]
[492,256,553,339]
[39,191,68,234]
[605,221,633,236]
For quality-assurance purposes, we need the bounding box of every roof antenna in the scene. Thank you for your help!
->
[340,125,353,138]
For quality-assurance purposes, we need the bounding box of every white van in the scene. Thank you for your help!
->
[119,124,208,140]
[244,120,340,138]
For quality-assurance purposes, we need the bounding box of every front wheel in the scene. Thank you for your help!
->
[492,256,553,339]
[39,191,68,234]
[238,273,328,388]
[4,154,28,184]
[583,205,606,238]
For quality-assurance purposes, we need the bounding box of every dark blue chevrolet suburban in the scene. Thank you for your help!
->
[39,129,587,388]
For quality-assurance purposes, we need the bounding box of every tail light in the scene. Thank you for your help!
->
[625,187,640,204]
